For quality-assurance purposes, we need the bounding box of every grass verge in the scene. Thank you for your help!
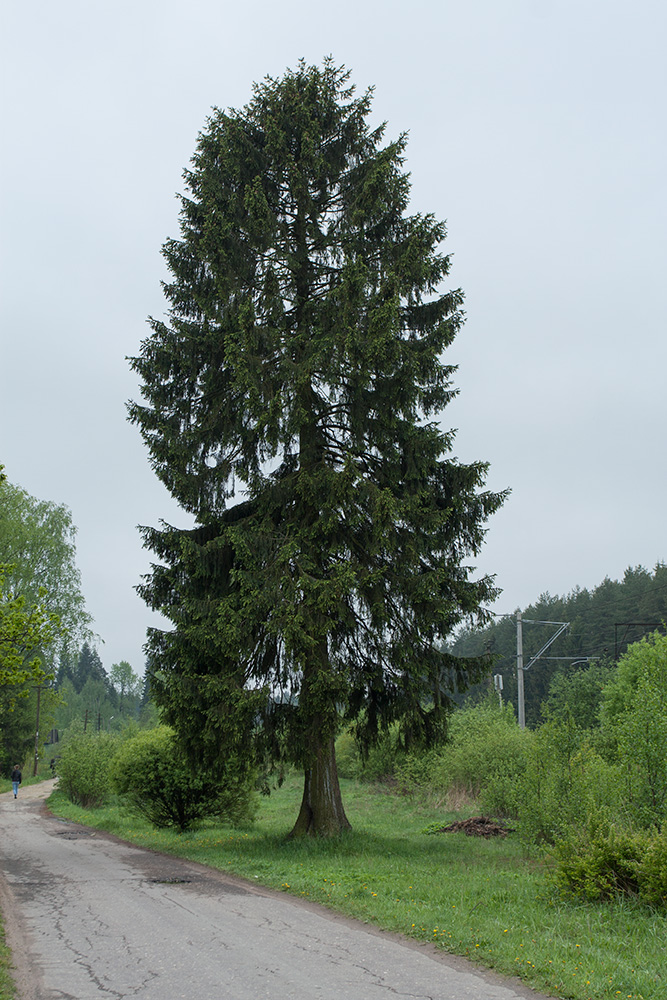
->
[47,775,665,1000]
[0,913,16,1000]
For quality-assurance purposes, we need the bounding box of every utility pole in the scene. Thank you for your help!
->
[516,612,525,729]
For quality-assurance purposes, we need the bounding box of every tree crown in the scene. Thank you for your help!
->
[129,62,505,805]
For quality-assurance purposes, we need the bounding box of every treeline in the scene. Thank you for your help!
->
[452,563,667,725]
[51,643,155,736]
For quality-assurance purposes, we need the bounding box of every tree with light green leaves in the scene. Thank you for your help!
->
[109,660,142,714]
[0,466,92,768]
[129,60,505,836]
[0,564,57,707]
[0,469,93,664]
[601,631,667,828]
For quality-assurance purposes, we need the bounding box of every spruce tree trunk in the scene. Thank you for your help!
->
[288,732,351,837]
[287,250,352,837]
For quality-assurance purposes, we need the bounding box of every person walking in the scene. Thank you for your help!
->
[11,765,22,798]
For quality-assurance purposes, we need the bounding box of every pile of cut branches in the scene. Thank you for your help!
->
[429,816,514,838]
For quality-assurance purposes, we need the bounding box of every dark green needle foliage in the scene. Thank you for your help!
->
[128,59,505,836]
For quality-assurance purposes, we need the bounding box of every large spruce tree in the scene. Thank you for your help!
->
[129,60,505,835]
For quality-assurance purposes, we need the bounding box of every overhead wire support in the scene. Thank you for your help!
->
[522,619,573,626]
[516,614,570,728]
[537,656,599,661]
[523,621,570,673]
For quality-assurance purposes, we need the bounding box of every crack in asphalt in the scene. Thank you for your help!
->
[48,896,161,999]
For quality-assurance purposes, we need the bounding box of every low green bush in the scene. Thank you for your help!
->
[635,831,667,908]
[396,703,529,815]
[552,824,642,901]
[110,725,257,833]
[552,822,667,909]
[56,727,118,808]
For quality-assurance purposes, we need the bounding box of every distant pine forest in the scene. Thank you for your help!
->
[451,563,667,726]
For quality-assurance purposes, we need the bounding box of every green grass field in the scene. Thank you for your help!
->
[45,775,666,1000]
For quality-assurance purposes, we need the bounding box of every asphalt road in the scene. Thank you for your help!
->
[0,782,555,1000]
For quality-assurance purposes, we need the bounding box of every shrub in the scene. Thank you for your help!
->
[335,724,408,782]
[359,726,406,782]
[552,823,643,902]
[615,679,667,829]
[56,727,118,808]
[637,832,667,908]
[397,703,530,816]
[334,729,360,779]
[599,631,667,829]
[395,746,443,793]
[543,661,615,730]
[110,725,257,832]
[552,822,667,910]
[517,718,625,844]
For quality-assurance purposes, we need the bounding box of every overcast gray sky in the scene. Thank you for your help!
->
[2,0,665,673]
